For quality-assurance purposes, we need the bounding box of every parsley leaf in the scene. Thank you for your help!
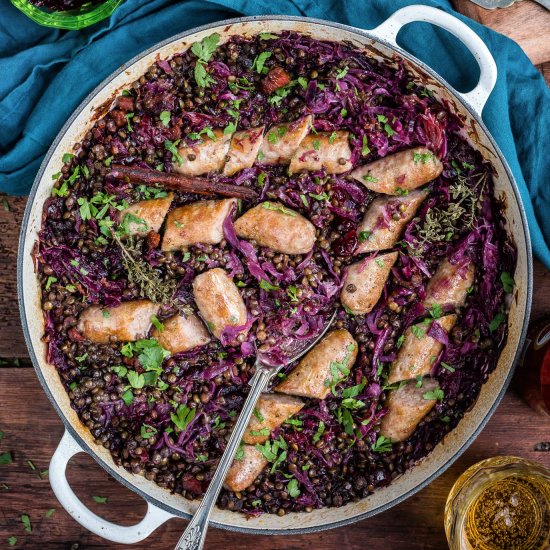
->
[489,312,506,333]
[372,435,392,453]
[423,388,445,401]
[159,111,171,127]
[287,478,301,498]
[500,272,515,294]
[171,404,196,432]
[252,51,271,74]
[164,139,184,166]
[261,202,297,217]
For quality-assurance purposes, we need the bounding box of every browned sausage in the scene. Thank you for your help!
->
[275,329,358,400]
[174,129,231,176]
[379,377,440,442]
[355,190,428,255]
[289,131,352,174]
[351,147,443,194]
[77,300,159,344]
[258,115,313,165]
[243,394,304,445]
[341,251,398,315]
[150,312,210,355]
[424,258,475,310]
[223,127,265,177]
[234,201,316,255]
[387,315,457,384]
[192,268,248,340]
[117,193,174,237]
[161,198,236,251]
[224,445,268,492]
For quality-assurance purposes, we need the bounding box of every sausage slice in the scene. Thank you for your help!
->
[150,312,210,355]
[77,300,159,344]
[243,394,304,445]
[224,445,268,492]
[117,193,174,237]
[192,268,248,340]
[161,198,236,251]
[223,126,265,177]
[275,329,358,400]
[174,129,231,176]
[355,190,428,255]
[234,202,316,255]
[258,115,313,165]
[341,252,398,315]
[289,131,352,174]
[387,314,457,384]
[351,147,443,194]
[379,377,440,442]
[424,258,475,310]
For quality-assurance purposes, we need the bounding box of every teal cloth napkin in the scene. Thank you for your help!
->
[1,0,549,267]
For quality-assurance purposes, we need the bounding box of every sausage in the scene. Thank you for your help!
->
[243,394,304,445]
[234,202,316,255]
[223,127,265,177]
[387,315,457,384]
[161,198,236,251]
[424,258,475,310]
[77,300,159,344]
[174,129,231,176]
[341,251,398,315]
[289,131,353,174]
[192,268,248,340]
[275,329,358,400]
[379,377,440,442]
[258,115,313,165]
[117,193,173,237]
[150,312,210,355]
[224,445,268,492]
[350,147,443,194]
[355,190,428,255]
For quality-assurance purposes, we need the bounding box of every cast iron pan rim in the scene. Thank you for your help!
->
[17,14,533,536]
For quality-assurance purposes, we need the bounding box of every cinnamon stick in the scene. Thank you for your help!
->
[110,164,258,200]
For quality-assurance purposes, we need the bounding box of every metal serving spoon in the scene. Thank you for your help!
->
[174,312,336,550]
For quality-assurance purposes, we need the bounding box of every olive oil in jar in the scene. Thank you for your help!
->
[445,457,550,550]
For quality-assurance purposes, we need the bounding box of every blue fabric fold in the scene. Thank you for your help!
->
[1,0,548,267]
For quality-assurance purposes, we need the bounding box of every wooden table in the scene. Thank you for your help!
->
[1,3,549,548]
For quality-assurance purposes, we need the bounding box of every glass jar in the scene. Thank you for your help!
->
[445,456,550,550]
[10,0,124,30]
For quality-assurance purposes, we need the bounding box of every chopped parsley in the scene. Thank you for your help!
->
[500,272,515,294]
[259,279,279,292]
[191,33,220,87]
[358,230,372,242]
[440,362,455,373]
[140,424,157,439]
[45,276,57,291]
[159,110,171,127]
[252,51,271,74]
[313,421,325,443]
[92,496,108,504]
[423,388,445,401]
[372,435,392,453]
[287,478,301,498]
[171,404,196,432]
[489,312,506,333]
[164,139,184,166]
[261,202,297,216]
[413,151,435,164]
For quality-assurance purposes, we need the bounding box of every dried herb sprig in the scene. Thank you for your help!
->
[112,232,178,305]
[410,171,487,254]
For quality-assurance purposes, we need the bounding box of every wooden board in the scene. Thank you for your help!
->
[453,0,550,65]
[0,369,548,549]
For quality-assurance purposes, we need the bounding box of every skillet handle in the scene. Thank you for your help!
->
[367,5,497,115]
[49,430,175,544]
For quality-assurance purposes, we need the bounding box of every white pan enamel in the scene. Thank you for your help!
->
[18,7,532,543]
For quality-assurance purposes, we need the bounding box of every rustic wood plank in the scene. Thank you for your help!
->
[0,369,548,549]
[453,0,550,65]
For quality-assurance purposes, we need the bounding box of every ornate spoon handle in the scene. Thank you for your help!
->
[174,364,272,550]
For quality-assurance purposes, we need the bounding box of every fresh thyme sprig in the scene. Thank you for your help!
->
[408,172,487,255]
[112,232,178,305]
